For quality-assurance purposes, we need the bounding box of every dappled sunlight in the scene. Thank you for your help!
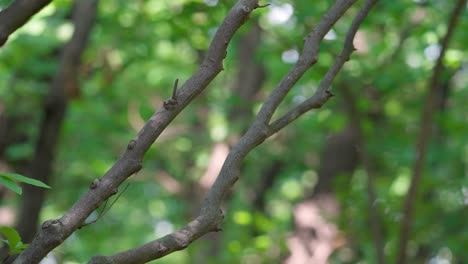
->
[154,219,174,237]
[282,49,299,64]
[354,31,369,54]
[428,247,453,264]
[127,99,146,131]
[233,210,252,225]
[0,207,15,225]
[55,23,73,42]
[204,0,218,7]
[200,143,229,190]
[155,170,184,195]
[462,187,468,205]
[390,168,411,196]
[406,53,423,68]
[324,29,337,41]
[209,113,228,142]
[267,4,294,25]
[424,44,441,61]
[285,195,342,264]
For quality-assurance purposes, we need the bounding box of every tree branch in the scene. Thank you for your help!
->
[254,0,358,125]
[14,1,261,263]
[270,0,380,134]
[87,1,379,263]
[395,0,467,263]
[0,0,53,47]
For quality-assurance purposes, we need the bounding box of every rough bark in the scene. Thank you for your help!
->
[0,0,53,47]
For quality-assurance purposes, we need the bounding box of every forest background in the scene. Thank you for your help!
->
[0,0,467,263]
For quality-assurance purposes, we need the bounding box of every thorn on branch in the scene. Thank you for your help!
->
[90,178,101,189]
[325,90,335,98]
[172,78,178,98]
[127,139,136,150]
[255,3,271,9]
[163,78,179,111]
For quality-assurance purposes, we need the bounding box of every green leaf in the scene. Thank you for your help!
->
[11,242,29,254]
[0,176,22,194]
[0,173,51,189]
[0,226,21,250]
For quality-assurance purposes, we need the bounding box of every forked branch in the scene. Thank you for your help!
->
[88,0,379,263]
[14,0,261,263]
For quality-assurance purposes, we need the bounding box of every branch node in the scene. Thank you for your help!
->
[111,187,119,195]
[127,139,137,150]
[158,244,170,254]
[219,209,224,217]
[178,238,190,249]
[241,5,251,13]
[135,159,143,174]
[135,161,143,173]
[90,178,101,189]
[41,219,61,230]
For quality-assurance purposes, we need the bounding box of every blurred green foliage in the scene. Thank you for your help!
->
[0,0,467,263]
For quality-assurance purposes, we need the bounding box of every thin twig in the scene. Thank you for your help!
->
[253,0,359,125]
[270,0,380,134]
[80,184,130,228]
[256,3,270,8]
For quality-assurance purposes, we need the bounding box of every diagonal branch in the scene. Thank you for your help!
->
[395,0,467,263]
[270,0,380,134]
[0,0,53,47]
[87,1,379,263]
[14,1,261,263]
[254,0,358,125]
